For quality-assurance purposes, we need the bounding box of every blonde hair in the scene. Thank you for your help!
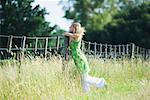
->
[71,22,86,35]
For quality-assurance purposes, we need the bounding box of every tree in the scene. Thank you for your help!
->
[61,0,147,30]
[61,0,150,48]
[61,0,121,41]
[105,2,150,48]
[62,0,91,27]
[0,0,56,36]
[0,0,64,48]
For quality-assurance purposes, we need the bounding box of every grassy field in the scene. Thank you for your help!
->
[0,56,150,100]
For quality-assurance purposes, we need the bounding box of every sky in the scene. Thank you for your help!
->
[32,0,72,31]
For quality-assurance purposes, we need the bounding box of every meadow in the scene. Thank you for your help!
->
[0,56,149,100]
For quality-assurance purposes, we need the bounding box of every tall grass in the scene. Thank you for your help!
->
[0,57,150,100]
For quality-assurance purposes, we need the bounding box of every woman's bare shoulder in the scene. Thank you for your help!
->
[73,33,82,41]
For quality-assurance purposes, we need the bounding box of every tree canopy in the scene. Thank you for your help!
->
[61,0,150,48]
[0,0,63,36]
[0,0,64,48]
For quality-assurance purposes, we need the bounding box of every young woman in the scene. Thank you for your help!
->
[64,22,106,92]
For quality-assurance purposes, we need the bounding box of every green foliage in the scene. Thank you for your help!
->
[0,0,65,48]
[105,2,150,48]
[0,0,63,36]
[62,0,150,48]
[62,0,117,28]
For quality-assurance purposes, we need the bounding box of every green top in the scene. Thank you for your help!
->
[70,39,90,74]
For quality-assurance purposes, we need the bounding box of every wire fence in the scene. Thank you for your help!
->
[0,35,150,60]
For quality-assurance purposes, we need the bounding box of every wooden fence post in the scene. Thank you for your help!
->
[8,35,13,52]
[131,43,135,58]
[22,36,26,52]
[45,37,48,57]
[142,48,145,58]
[94,42,97,58]
[148,49,150,59]
[143,48,146,59]
[136,46,139,58]
[118,45,121,56]
[56,36,60,51]
[88,42,91,55]
[114,45,117,59]
[145,49,148,59]
[49,47,52,59]
[122,45,125,56]
[126,44,129,56]
[105,44,107,58]
[35,38,38,52]
[139,47,142,58]
[109,45,113,58]
[21,36,26,59]
[63,36,69,61]
[99,44,102,58]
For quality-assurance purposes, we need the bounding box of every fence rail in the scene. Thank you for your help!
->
[0,35,150,59]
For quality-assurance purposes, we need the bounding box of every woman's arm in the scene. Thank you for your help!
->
[64,32,81,39]
[64,32,74,37]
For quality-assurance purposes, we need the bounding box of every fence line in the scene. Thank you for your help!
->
[0,35,150,59]
[82,40,150,59]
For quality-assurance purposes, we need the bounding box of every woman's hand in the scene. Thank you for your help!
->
[63,32,68,36]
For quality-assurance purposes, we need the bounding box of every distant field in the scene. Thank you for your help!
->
[0,57,150,100]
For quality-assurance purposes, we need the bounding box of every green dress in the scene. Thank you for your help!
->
[70,39,90,74]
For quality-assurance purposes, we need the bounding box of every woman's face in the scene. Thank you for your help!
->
[69,25,74,33]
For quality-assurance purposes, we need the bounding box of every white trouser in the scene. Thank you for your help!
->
[81,73,106,92]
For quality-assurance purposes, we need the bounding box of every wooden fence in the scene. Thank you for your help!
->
[81,41,150,59]
[0,35,68,60]
[0,35,150,59]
